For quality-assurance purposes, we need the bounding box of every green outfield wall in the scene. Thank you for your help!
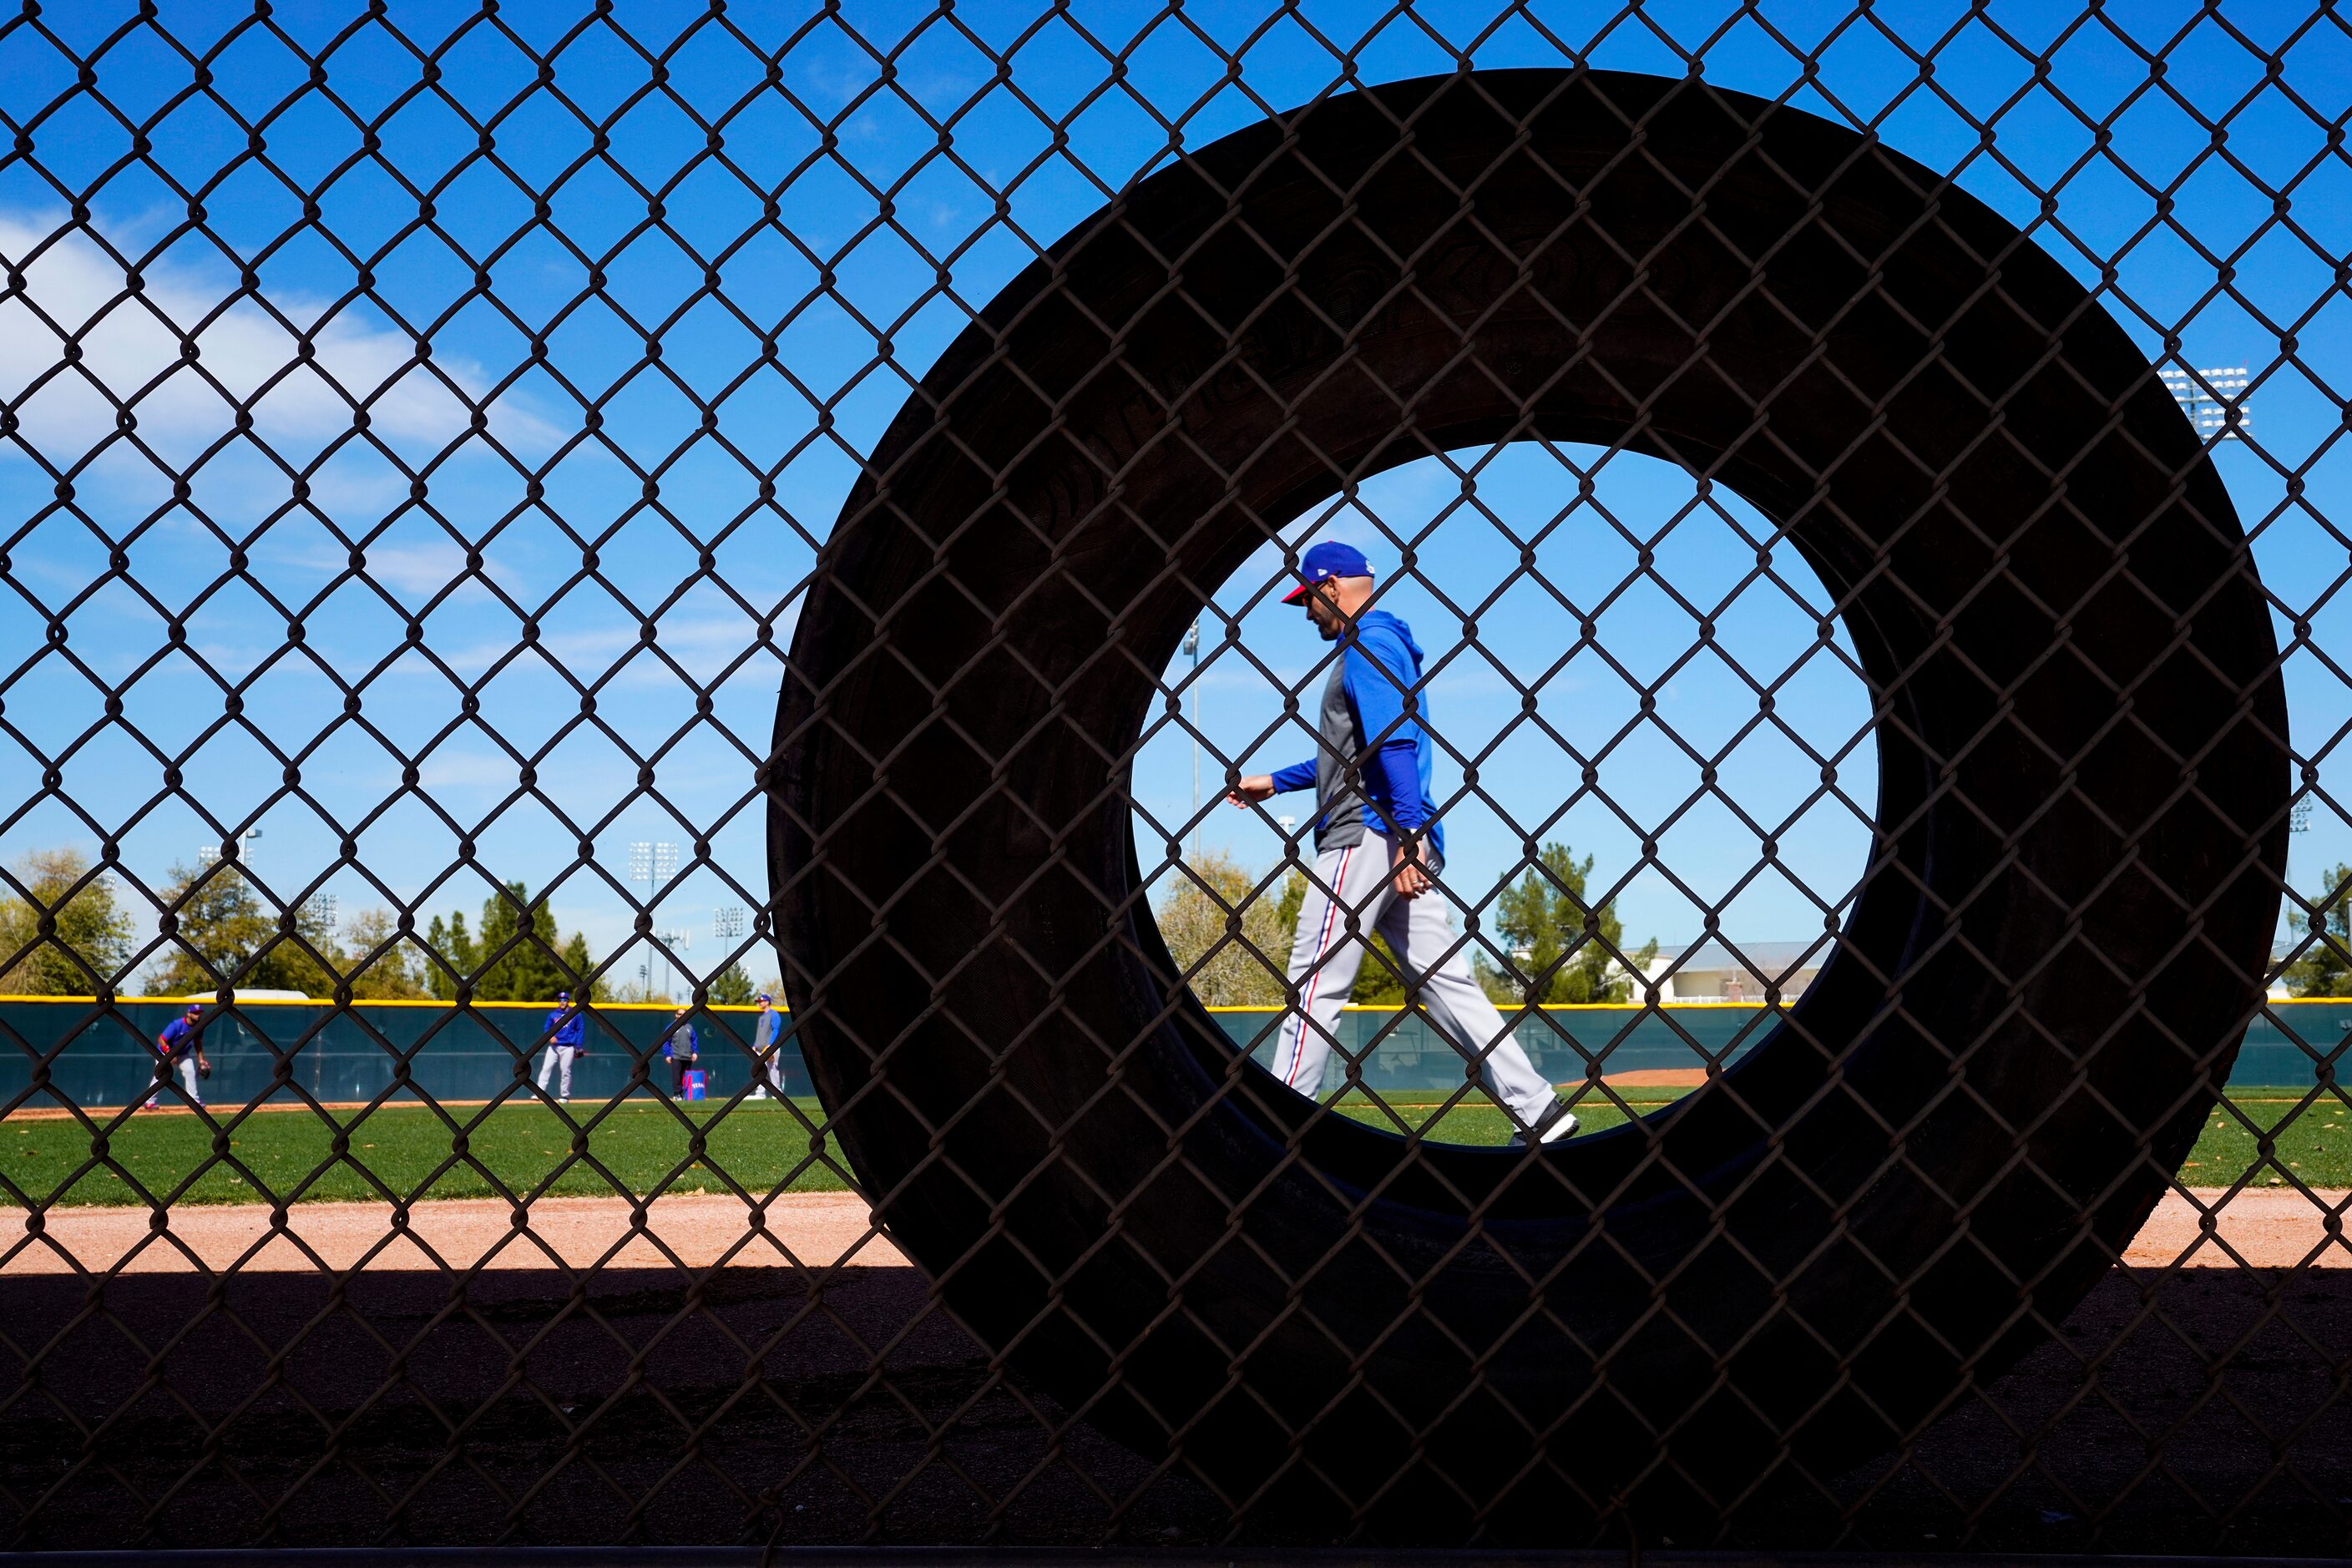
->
[0,995,2342,1110]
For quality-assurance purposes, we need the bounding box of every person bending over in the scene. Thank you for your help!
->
[147,1003,211,1111]
[1227,541,1577,1147]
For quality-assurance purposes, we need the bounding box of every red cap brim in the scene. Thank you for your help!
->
[1282,578,1317,604]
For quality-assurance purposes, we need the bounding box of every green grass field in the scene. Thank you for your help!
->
[2,1089,2344,1207]
[0,1099,856,1209]
[1337,1090,2352,1187]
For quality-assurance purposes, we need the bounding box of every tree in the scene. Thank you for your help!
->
[707,963,756,1004]
[422,884,596,1003]
[1156,850,1294,1006]
[424,911,478,1000]
[1475,842,1654,1006]
[149,860,336,997]
[2283,862,2352,998]
[561,932,606,1001]
[473,881,569,1001]
[341,908,430,999]
[0,848,134,994]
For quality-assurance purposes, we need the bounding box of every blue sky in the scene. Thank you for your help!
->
[0,0,2345,994]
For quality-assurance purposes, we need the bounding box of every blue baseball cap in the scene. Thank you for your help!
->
[1282,540,1373,604]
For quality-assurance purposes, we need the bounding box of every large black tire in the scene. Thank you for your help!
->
[771,70,2286,1534]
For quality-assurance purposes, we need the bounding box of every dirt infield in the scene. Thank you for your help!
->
[3,1186,2344,1275]
[1,1191,905,1274]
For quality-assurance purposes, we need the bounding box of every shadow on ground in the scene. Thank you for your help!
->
[2,1263,2348,1552]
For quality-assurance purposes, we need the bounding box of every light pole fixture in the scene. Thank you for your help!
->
[630,841,681,996]
[2162,365,2253,441]
[1183,620,1201,861]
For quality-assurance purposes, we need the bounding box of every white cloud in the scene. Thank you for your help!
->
[418,605,796,684]
[417,750,536,794]
[258,534,480,598]
[0,211,556,469]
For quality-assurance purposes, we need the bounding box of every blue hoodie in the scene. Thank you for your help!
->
[1267,608,1445,862]
[543,1004,584,1049]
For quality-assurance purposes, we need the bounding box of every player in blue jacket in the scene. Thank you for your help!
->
[1227,541,1576,1146]
[536,989,585,1103]
[146,1003,211,1111]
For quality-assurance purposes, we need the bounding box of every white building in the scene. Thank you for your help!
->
[1620,939,1833,1004]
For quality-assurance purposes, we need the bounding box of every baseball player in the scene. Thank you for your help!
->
[749,993,781,1099]
[147,1003,211,1111]
[662,1006,699,1096]
[536,989,585,1103]
[1227,541,1577,1146]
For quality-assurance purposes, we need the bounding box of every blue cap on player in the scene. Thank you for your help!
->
[1282,540,1373,604]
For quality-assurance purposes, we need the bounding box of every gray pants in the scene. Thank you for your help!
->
[1275,838,1556,1128]
[537,1044,576,1098]
[154,1055,201,1105]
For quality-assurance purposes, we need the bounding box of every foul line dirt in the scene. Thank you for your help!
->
[1,1191,904,1275]
[3,1187,2344,1277]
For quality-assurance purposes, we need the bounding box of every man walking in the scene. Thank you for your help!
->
[1227,541,1577,1146]
[147,1003,211,1111]
[749,993,781,1099]
[537,989,585,1103]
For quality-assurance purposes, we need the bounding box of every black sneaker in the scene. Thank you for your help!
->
[1508,1098,1579,1149]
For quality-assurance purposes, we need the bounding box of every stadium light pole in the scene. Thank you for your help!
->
[197,826,263,874]
[1183,620,1201,862]
[2162,364,2254,441]
[2288,794,2314,948]
[629,841,680,999]
[715,904,745,987]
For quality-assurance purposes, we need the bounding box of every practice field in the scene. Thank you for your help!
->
[0,1089,2343,1208]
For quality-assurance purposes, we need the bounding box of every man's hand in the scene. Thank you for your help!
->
[1227,775,1276,807]
[196,1054,210,1073]
[1390,838,1430,900]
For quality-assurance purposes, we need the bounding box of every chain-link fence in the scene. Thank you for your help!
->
[3,0,2350,1555]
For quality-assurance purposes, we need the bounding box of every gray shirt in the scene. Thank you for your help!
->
[1313,661,1367,851]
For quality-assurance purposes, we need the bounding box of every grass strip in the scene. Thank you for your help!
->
[0,1099,853,1208]
[1328,1088,2352,1181]
[2,1089,2345,1208]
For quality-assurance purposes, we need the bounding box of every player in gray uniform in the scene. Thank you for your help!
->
[1227,541,1577,1146]
[749,993,782,1099]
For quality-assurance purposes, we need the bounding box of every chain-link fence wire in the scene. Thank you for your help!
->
[1,0,2349,1552]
